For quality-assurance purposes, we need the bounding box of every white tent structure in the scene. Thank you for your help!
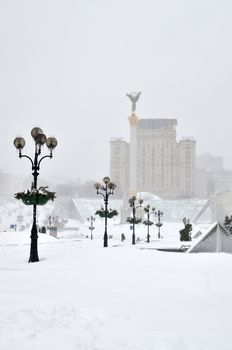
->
[188,222,232,253]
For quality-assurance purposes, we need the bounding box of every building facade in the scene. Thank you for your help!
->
[135,118,196,198]
[178,137,196,198]
[110,115,196,199]
[110,92,196,199]
[110,138,130,197]
[136,119,179,198]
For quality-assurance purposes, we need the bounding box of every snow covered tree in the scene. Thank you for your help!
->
[224,215,232,234]
[179,217,192,241]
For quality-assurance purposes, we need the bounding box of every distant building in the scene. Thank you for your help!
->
[195,153,232,198]
[110,114,196,199]
[196,153,223,172]
[110,138,129,196]
[135,119,196,198]
[213,170,232,193]
[178,137,196,198]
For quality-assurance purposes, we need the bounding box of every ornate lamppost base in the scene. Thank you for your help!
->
[29,222,39,262]
[103,234,108,247]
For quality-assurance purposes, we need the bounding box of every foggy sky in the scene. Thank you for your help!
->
[0,0,232,183]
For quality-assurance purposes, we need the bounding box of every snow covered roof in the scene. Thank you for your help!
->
[188,222,232,253]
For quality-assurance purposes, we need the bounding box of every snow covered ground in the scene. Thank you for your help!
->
[1,219,232,350]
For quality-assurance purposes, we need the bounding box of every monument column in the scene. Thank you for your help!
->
[128,113,138,195]
[126,91,141,196]
[120,92,141,223]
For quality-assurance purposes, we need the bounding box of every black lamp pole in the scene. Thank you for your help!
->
[144,204,155,243]
[155,210,163,239]
[129,196,143,245]
[14,127,57,262]
[87,216,95,240]
[94,177,116,247]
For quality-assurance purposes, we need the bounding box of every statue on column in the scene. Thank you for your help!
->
[126,91,141,114]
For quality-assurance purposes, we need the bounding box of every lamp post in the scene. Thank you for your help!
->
[13,127,57,262]
[143,204,155,243]
[155,210,163,239]
[87,216,95,240]
[94,177,116,247]
[128,196,143,245]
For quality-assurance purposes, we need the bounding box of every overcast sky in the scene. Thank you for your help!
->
[0,0,232,183]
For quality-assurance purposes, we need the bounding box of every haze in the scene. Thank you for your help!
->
[0,0,232,182]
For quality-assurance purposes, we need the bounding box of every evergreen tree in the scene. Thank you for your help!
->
[224,215,232,234]
[179,217,192,241]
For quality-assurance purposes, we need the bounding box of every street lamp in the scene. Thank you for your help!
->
[94,177,116,247]
[13,127,57,262]
[143,204,155,243]
[155,210,163,239]
[127,196,143,245]
[87,216,95,240]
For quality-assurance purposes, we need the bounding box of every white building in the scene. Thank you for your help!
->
[110,115,196,199]
[110,138,129,197]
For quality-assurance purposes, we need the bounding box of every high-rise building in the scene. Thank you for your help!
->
[178,137,196,198]
[110,107,196,199]
[110,138,130,197]
[136,118,180,198]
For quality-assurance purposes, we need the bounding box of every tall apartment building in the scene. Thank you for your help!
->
[136,119,179,198]
[178,137,196,198]
[110,116,196,199]
[110,138,130,196]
